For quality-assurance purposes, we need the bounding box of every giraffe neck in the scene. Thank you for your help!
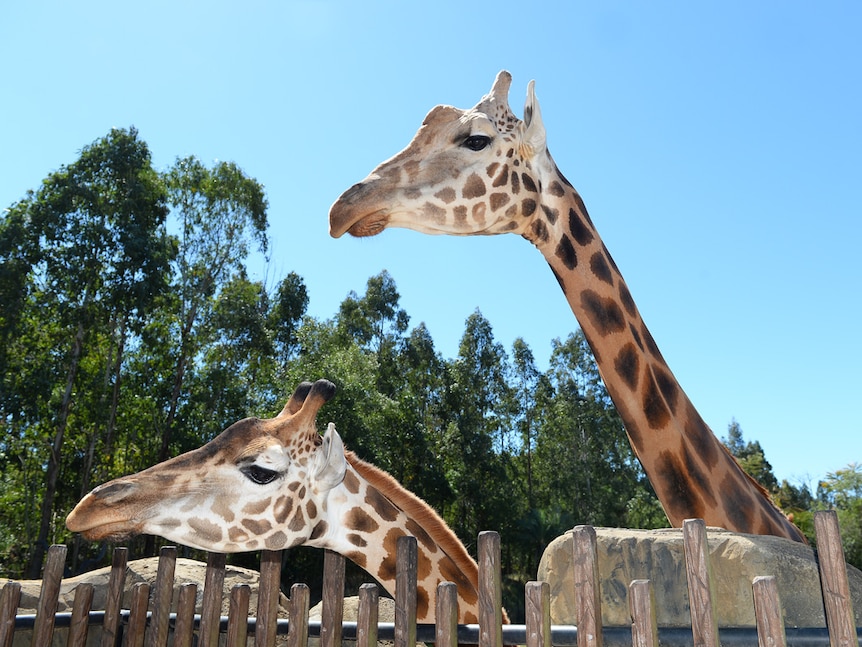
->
[524,158,804,542]
[315,451,482,623]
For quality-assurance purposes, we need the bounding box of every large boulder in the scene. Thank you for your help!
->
[538,526,862,627]
[13,556,289,618]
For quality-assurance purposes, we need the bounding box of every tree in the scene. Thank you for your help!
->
[155,156,268,462]
[817,463,862,568]
[532,331,653,528]
[723,419,779,492]
[2,128,174,577]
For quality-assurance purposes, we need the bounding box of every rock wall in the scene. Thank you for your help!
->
[538,526,862,627]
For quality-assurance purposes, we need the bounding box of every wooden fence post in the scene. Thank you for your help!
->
[396,536,418,647]
[752,575,786,647]
[126,582,151,647]
[30,543,66,647]
[68,582,94,647]
[320,549,346,647]
[173,583,198,647]
[0,583,22,647]
[225,584,251,647]
[682,519,719,647]
[287,583,310,647]
[436,582,459,647]
[478,531,503,647]
[256,549,283,647]
[629,579,657,647]
[199,551,226,647]
[100,547,128,647]
[357,582,379,647]
[571,525,602,647]
[814,510,857,647]
[147,546,177,647]
[525,581,551,647]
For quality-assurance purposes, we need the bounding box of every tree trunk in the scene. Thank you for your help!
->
[28,320,85,578]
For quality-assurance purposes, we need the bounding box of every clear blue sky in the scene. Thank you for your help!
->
[2,2,860,491]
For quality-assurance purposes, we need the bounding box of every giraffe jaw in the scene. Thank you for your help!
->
[334,208,390,238]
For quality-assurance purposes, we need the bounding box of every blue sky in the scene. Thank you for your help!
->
[2,2,860,490]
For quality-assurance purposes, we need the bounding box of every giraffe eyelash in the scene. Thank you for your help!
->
[240,464,281,485]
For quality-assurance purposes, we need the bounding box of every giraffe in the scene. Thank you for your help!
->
[328,71,805,543]
[66,379,483,622]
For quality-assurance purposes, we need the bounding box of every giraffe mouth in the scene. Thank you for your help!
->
[335,210,390,238]
[75,520,144,543]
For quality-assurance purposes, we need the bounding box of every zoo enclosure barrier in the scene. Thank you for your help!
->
[1,510,860,647]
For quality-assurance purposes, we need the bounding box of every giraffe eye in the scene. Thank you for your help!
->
[241,464,280,485]
[462,135,491,151]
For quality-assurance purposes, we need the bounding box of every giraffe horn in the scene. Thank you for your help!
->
[279,381,314,416]
[488,70,512,101]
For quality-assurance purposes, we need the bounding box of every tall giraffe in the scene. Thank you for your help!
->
[66,379,483,622]
[329,71,805,543]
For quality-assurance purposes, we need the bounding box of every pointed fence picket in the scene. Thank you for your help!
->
[1,510,859,646]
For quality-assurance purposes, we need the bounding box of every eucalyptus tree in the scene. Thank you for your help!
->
[155,156,268,462]
[1,127,174,576]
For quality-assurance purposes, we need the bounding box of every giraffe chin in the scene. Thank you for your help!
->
[76,521,144,543]
[344,211,390,237]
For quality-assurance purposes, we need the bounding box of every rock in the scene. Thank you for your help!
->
[538,526,862,627]
[11,557,289,618]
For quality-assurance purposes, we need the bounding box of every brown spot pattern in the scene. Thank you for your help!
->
[555,235,577,270]
[366,487,400,522]
[343,470,360,494]
[406,518,437,554]
[619,283,636,317]
[490,193,509,211]
[454,205,468,226]
[242,518,273,535]
[265,531,287,549]
[541,204,558,225]
[569,208,594,246]
[657,450,705,521]
[485,162,499,177]
[434,187,456,204]
[288,507,306,532]
[242,499,271,516]
[581,290,626,336]
[548,181,565,197]
[492,165,509,187]
[310,520,328,541]
[228,526,249,542]
[472,202,487,225]
[511,171,520,194]
[614,343,640,391]
[346,507,380,534]
[522,198,536,217]
[642,371,671,430]
[189,517,223,544]
[274,496,293,523]
[589,252,613,285]
[306,499,317,519]
[529,220,549,244]
[347,533,367,547]
[462,173,486,199]
[521,173,537,192]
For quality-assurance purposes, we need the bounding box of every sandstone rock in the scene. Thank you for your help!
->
[10,557,289,618]
[537,526,862,627]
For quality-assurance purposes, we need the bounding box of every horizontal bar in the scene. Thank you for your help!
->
[13,613,862,646]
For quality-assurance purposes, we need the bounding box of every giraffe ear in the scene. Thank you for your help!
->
[311,423,347,492]
[523,80,547,155]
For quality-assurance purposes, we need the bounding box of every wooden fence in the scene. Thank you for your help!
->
[1,510,859,647]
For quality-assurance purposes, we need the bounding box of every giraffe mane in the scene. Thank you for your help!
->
[344,450,480,585]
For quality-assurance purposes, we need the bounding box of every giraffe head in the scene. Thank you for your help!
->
[66,379,348,552]
[329,70,552,239]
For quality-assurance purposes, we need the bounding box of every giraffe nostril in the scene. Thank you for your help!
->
[94,480,137,502]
